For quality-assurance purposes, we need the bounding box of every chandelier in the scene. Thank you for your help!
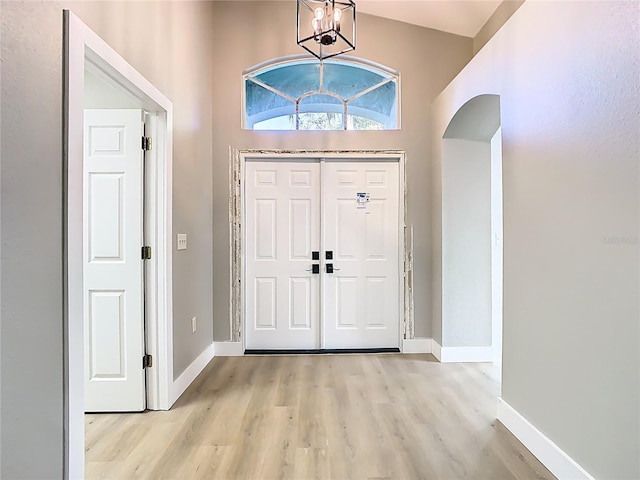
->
[297,0,356,60]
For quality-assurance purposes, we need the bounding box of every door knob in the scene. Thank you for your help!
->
[326,263,340,274]
[306,264,320,274]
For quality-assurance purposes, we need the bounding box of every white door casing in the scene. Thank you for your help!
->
[323,160,400,349]
[245,160,321,349]
[83,109,146,412]
[67,12,175,477]
[244,156,401,350]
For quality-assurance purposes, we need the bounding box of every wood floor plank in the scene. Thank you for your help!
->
[86,354,555,480]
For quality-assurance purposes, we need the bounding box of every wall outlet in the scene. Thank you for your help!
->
[191,316,197,333]
[177,234,187,251]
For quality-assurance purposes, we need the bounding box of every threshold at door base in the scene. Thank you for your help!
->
[244,348,401,355]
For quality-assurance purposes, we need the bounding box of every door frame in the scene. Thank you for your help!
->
[64,11,174,479]
[234,150,410,351]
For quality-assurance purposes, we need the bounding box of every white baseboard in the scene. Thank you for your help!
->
[497,398,594,480]
[402,338,433,354]
[214,341,244,356]
[171,343,215,404]
[439,345,492,362]
[432,339,442,361]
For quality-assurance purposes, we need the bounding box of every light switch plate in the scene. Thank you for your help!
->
[177,234,187,250]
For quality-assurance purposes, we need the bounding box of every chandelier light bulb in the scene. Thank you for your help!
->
[312,17,321,33]
[334,8,342,21]
[314,7,325,20]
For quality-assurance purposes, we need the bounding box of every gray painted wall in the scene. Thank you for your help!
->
[1,3,65,477]
[1,1,215,477]
[441,139,492,347]
[432,1,639,477]
[66,1,216,379]
[210,1,473,341]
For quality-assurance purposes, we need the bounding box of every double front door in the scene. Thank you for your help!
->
[245,158,400,350]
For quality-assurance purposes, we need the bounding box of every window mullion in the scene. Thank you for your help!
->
[343,101,347,130]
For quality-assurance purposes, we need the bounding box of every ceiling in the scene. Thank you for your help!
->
[353,0,503,38]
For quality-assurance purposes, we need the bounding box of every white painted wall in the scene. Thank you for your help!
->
[432,1,639,477]
[84,69,140,109]
[490,128,503,364]
[473,0,524,55]
[441,139,492,347]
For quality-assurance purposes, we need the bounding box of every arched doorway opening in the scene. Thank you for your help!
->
[440,94,503,370]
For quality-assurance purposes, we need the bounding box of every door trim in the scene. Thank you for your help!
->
[232,150,411,352]
[64,11,174,479]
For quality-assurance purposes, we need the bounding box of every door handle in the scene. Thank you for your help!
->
[306,264,320,274]
[326,263,341,274]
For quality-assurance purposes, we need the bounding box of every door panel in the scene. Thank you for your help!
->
[88,290,125,378]
[290,277,313,329]
[323,161,400,349]
[84,109,146,412]
[245,160,320,349]
[255,277,277,328]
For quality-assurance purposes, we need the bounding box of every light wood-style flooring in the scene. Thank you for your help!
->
[86,354,554,479]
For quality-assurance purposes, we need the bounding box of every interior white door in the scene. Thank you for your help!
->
[245,160,321,349]
[322,160,400,349]
[83,109,146,412]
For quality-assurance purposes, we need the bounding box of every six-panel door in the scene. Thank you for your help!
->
[84,109,146,412]
[245,160,321,349]
[322,160,400,349]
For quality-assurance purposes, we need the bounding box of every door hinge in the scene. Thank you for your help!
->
[143,354,153,369]
[142,136,152,151]
[141,246,152,260]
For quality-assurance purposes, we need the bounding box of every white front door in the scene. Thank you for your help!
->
[245,158,400,350]
[245,160,321,349]
[323,160,400,349]
[83,109,146,412]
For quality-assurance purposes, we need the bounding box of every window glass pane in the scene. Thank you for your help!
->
[348,80,397,128]
[349,80,396,116]
[298,112,344,130]
[245,80,292,116]
[253,116,296,130]
[323,62,387,99]
[347,115,383,130]
[254,63,320,99]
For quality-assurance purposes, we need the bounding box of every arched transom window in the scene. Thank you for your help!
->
[244,57,399,130]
